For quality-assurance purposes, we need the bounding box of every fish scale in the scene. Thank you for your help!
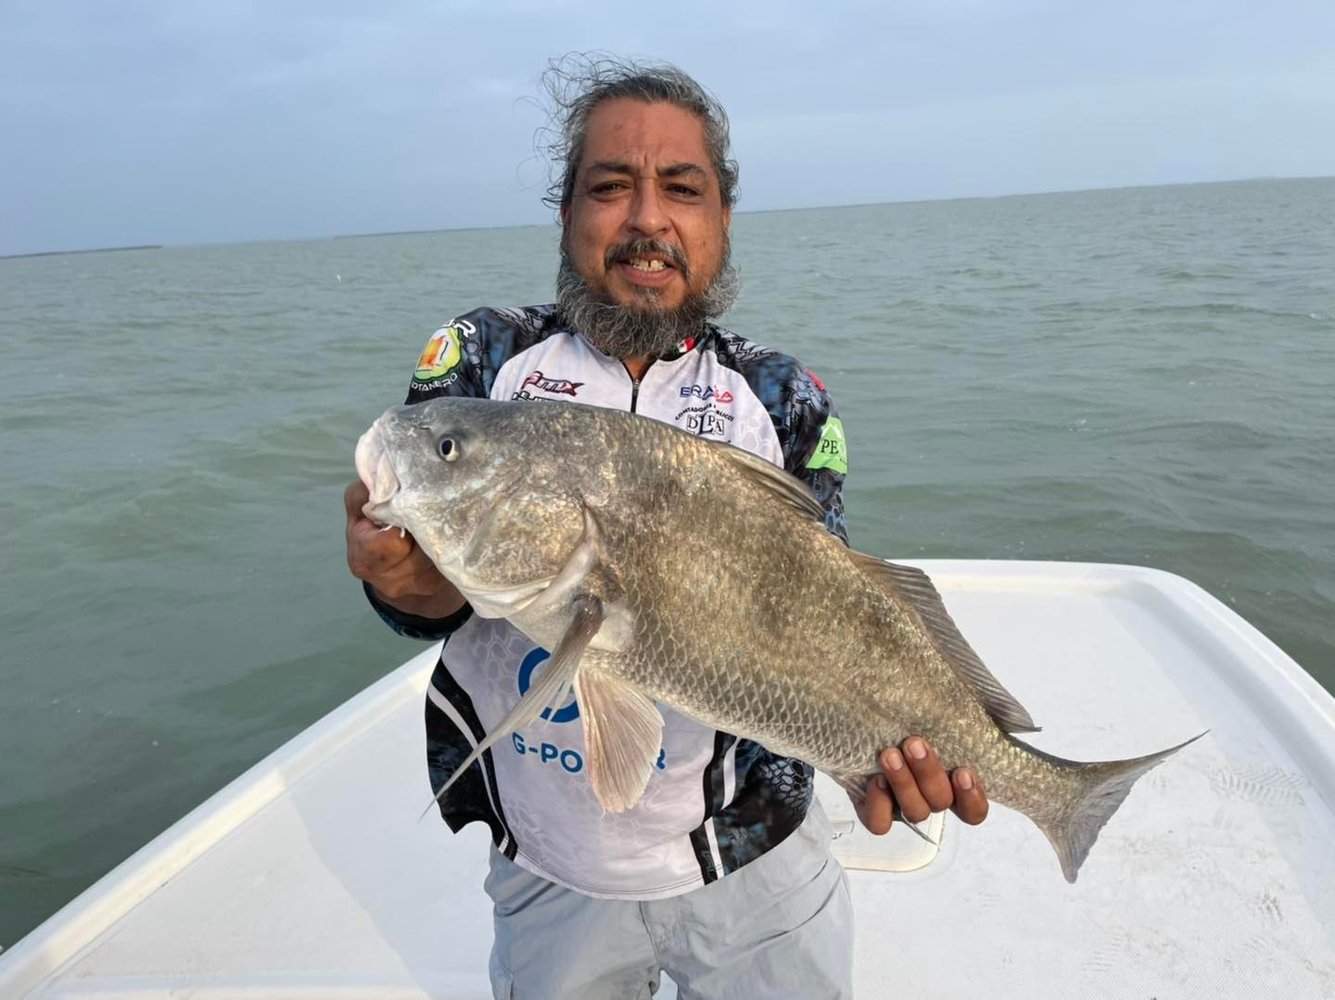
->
[358,396,1202,882]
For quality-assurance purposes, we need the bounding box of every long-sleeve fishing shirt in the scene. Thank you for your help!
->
[367,303,850,899]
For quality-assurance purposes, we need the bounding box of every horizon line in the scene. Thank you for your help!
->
[4,173,1331,261]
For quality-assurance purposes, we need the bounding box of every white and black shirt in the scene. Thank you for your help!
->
[369,304,850,899]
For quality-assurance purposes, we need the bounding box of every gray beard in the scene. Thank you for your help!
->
[556,242,740,359]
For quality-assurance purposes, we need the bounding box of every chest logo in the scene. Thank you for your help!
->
[674,402,734,437]
[518,370,584,397]
[679,384,734,403]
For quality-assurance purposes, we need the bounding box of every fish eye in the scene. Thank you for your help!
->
[437,436,460,462]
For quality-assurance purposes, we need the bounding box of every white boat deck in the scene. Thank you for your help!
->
[3,561,1333,998]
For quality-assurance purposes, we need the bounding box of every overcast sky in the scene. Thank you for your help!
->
[3,0,1333,256]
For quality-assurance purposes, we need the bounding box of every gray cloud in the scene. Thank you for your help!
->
[2,0,1332,255]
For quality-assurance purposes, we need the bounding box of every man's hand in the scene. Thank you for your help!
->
[853,736,989,835]
[344,480,467,619]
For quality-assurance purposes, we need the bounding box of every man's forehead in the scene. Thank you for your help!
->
[579,98,713,173]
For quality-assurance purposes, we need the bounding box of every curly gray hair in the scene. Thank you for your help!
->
[541,54,740,213]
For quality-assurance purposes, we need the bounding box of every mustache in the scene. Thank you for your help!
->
[603,239,692,283]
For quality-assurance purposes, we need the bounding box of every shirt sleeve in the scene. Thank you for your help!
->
[713,330,850,546]
[403,311,492,404]
[780,367,849,546]
[363,312,492,639]
[403,305,555,404]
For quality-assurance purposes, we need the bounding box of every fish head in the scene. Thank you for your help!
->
[354,397,594,611]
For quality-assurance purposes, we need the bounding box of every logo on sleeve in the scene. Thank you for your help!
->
[807,416,847,474]
[413,320,474,384]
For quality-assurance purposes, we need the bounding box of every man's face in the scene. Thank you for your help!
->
[561,98,732,315]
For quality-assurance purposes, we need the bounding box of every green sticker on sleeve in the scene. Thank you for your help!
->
[808,416,848,474]
[414,321,473,383]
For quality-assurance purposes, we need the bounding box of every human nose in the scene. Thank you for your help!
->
[625,181,668,237]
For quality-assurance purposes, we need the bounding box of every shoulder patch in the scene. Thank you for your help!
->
[807,416,848,474]
[414,320,474,383]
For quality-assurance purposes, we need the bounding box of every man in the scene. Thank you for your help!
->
[345,58,988,999]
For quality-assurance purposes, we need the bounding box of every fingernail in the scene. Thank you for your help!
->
[957,769,974,791]
[884,749,904,772]
[907,739,927,760]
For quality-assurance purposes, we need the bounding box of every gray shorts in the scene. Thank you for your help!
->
[484,802,853,1000]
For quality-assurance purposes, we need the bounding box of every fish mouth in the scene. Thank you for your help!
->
[354,417,400,518]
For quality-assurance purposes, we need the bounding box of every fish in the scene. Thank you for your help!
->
[355,396,1202,882]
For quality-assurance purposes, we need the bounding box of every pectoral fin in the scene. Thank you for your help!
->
[574,669,664,813]
[420,595,604,818]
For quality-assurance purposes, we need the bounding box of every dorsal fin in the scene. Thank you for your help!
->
[854,555,1041,734]
[711,441,827,521]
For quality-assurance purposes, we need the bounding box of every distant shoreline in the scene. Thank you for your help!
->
[1,244,163,261]
[6,174,1332,260]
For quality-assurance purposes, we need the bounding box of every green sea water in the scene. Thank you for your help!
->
[2,177,1332,946]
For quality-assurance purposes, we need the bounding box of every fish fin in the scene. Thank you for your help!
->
[419,595,604,819]
[713,442,827,521]
[833,773,870,800]
[574,669,664,813]
[1019,730,1207,882]
[858,556,1041,734]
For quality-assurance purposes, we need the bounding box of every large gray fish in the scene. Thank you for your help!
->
[356,396,1200,882]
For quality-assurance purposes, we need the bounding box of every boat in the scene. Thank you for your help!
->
[2,561,1333,998]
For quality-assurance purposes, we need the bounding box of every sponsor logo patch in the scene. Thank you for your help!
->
[413,320,473,383]
[807,416,848,474]
[675,402,734,437]
[679,384,734,403]
[511,731,585,773]
[519,370,584,397]
[512,647,667,777]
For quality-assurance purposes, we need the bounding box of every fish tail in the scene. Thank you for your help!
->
[1018,731,1205,883]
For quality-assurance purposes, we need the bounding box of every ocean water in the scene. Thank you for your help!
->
[1,177,1332,946]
